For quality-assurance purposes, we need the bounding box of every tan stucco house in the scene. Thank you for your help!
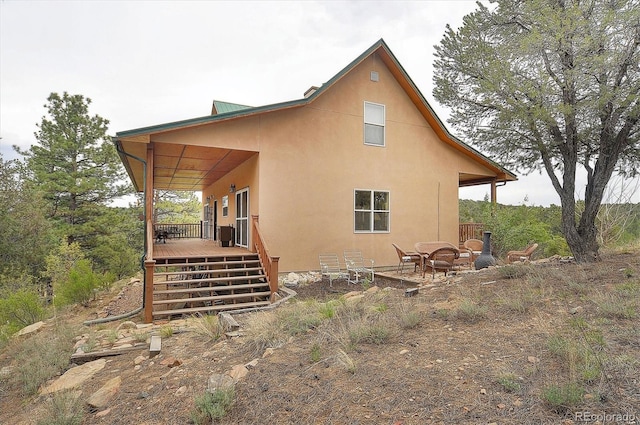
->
[114,39,515,320]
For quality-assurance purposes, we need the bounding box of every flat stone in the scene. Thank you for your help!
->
[87,376,121,409]
[16,321,45,337]
[40,359,107,394]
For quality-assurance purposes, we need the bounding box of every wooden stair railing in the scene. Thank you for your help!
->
[251,215,280,294]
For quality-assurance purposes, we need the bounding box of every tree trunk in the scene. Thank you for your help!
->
[563,220,600,262]
[559,192,600,263]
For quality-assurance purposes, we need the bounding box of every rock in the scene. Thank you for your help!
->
[527,356,539,364]
[343,291,362,299]
[160,357,182,368]
[262,348,275,358]
[570,306,583,314]
[345,294,365,303]
[16,321,45,337]
[87,376,122,409]
[117,321,137,331]
[207,373,235,393]
[245,359,259,369]
[40,359,107,394]
[480,388,487,395]
[228,364,248,382]
[364,286,379,294]
[174,386,188,396]
[134,355,146,365]
[96,408,111,418]
[219,313,240,332]
[284,272,300,287]
[399,349,409,355]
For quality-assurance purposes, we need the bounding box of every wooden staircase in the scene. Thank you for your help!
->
[151,253,272,319]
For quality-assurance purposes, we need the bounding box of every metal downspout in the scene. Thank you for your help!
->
[85,142,148,325]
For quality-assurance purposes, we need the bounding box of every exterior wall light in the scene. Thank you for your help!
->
[229,184,236,193]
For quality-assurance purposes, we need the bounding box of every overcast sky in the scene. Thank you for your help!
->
[1,0,634,206]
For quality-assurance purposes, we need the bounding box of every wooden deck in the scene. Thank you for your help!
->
[153,238,251,259]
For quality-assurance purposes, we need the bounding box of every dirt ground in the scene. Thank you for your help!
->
[0,250,639,425]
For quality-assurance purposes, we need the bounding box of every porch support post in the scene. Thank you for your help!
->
[143,143,155,323]
[144,259,155,323]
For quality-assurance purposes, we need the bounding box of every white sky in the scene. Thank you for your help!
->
[1,0,633,206]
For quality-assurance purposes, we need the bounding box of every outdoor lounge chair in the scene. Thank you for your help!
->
[392,243,421,274]
[506,243,539,263]
[463,238,483,262]
[319,254,348,287]
[344,250,375,284]
[421,246,460,279]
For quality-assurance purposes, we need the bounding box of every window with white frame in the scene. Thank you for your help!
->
[354,190,389,232]
[222,195,229,217]
[364,102,385,146]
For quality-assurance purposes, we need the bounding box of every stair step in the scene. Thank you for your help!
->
[154,258,259,268]
[154,282,270,295]
[152,301,271,317]
[153,274,267,287]
[154,267,263,277]
[153,291,272,306]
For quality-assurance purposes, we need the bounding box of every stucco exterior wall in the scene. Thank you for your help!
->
[197,54,489,271]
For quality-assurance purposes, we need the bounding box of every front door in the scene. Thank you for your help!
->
[235,188,249,248]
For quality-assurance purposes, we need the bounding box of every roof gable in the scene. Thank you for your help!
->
[115,39,515,186]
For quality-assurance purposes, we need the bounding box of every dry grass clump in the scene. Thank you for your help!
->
[9,322,76,396]
[36,390,84,425]
[193,313,224,341]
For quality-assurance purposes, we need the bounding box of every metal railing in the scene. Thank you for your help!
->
[154,223,202,239]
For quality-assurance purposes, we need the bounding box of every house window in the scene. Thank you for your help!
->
[222,195,229,217]
[354,190,389,232]
[364,102,385,146]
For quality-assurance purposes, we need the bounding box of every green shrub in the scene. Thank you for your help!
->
[310,342,321,363]
[496,373,522,393]
[54,259,100,306]
[190,388,235,424]
[542,383,585,411]
[0,288,45,334]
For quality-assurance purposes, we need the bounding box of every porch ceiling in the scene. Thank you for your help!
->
[459,172,503,187]
[118,140,257,191]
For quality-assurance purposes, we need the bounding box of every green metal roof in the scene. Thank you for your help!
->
[212,100,252,114]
